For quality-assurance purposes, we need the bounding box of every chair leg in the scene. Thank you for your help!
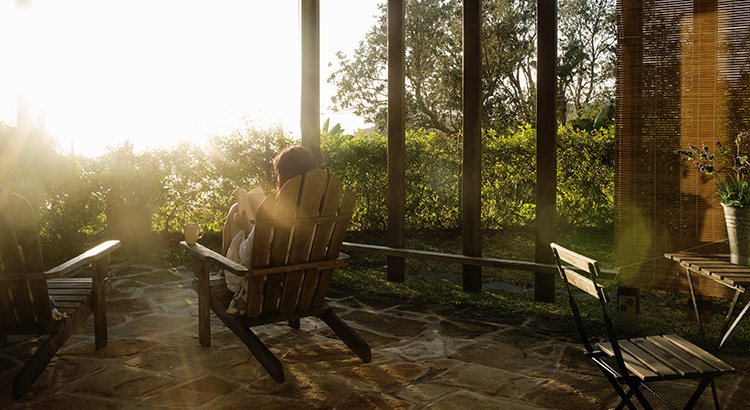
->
[191,257,212,347]
[92,258,109,350]
[11,314,83,399]
[629,382,655,410]
[709,378,720,410]
[685,377,712,410]
[238,326,285,383]
[210,297,284,382]
[318,310,371,363]
[593,363,638,410]
[13,336,59,398]
[610,380,639,410]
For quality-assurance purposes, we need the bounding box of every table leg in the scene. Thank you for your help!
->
[685,271,722,409]
[685,269,709,349]
[717,293,749,351]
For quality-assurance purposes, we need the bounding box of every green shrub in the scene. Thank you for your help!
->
[323,124,615,230]
[1,124,108,264]
[153,123,296,233]
[322,130,388,230]
[482,126,537,227]
[1,119,613,262]
[557,124,615,226]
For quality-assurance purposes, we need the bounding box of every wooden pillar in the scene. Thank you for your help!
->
[387,0,406,283]
[300,0,321,164]
[462,0,482,293]
[534,0,557,303]
[16,0,32,131]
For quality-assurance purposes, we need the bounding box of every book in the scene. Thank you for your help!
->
[235,186,266,223]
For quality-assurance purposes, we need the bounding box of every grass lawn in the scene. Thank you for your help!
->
[337,226,750,354]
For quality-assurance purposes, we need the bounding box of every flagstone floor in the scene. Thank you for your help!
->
[1,256,749,409]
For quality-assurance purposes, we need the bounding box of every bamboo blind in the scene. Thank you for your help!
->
[616,0,750,297]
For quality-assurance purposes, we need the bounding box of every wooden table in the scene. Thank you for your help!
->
[664,253,750,353]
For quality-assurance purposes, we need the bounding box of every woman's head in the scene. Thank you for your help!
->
[273,145,318,192]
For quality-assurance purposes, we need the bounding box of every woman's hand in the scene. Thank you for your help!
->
[233,210,254,236]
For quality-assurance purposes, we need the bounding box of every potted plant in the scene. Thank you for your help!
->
[676,131,750,265]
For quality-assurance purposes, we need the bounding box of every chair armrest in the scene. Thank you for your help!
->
[180,241,249,275]
[45,240,121,279]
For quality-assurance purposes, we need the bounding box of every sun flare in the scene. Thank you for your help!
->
[0,0,374,157]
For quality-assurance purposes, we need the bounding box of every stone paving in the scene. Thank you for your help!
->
[1,257,749,409]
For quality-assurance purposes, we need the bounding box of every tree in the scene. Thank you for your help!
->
[328,0,537,134]
[558,0,616,121]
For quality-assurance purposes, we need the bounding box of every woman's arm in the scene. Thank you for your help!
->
[222,203,239,256]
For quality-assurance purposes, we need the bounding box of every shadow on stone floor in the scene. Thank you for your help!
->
[1,257,749,409]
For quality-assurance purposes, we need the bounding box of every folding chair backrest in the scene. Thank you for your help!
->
[0,187,52,331]
[550,243,629,373]
[550,243,607,302]
[244,169,355,319]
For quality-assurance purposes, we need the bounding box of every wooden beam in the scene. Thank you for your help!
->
[462,0,482,293]
[387,0,406,283]
[535,0,557,303]
[300,0,321,164]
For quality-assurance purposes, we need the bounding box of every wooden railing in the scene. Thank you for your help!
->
[341,242,618,285]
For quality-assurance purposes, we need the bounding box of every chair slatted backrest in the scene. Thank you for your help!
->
[244,169,355,319]
[551,243,629,375]
[0,187,52,332]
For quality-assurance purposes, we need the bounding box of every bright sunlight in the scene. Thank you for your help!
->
[0,0,376,157]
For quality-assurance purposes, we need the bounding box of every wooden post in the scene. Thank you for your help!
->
[387,0,406,283]
[16,0,33,132]
[534,0,557,303]
[462,0,482,293]
[300,0,321,164]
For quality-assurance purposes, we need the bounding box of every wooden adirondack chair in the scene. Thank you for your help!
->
[181,169,370,382]
[0,187,120,399]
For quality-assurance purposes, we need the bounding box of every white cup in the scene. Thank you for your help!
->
[184,223,204,245]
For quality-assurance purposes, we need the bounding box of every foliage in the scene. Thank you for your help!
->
[153,122,295,233]
[328,0,538,134]
[322,130,388,230]
[558,0,617,122]
[40,155,107,262]
[324,125,615,230]
[98,141,164,214]
[1,119,614,262]
[329,0,616,133]
[482,126,537,227]
[0,124,108,263]
[482,0,537,128]
[676,132,750,207]
[0,121,297,262]
[557,124,615,225]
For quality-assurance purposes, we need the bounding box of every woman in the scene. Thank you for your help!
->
[222,145,318,292]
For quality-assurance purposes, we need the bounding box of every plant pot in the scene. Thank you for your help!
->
[721,203,750,265]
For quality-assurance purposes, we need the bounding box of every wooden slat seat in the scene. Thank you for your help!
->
[1,187,120,399]
[552,243,735,410]
[182,170,370,382]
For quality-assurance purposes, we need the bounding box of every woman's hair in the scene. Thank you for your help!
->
[273,145,318,192]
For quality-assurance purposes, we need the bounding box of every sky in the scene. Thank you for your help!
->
[0,0,380,157]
